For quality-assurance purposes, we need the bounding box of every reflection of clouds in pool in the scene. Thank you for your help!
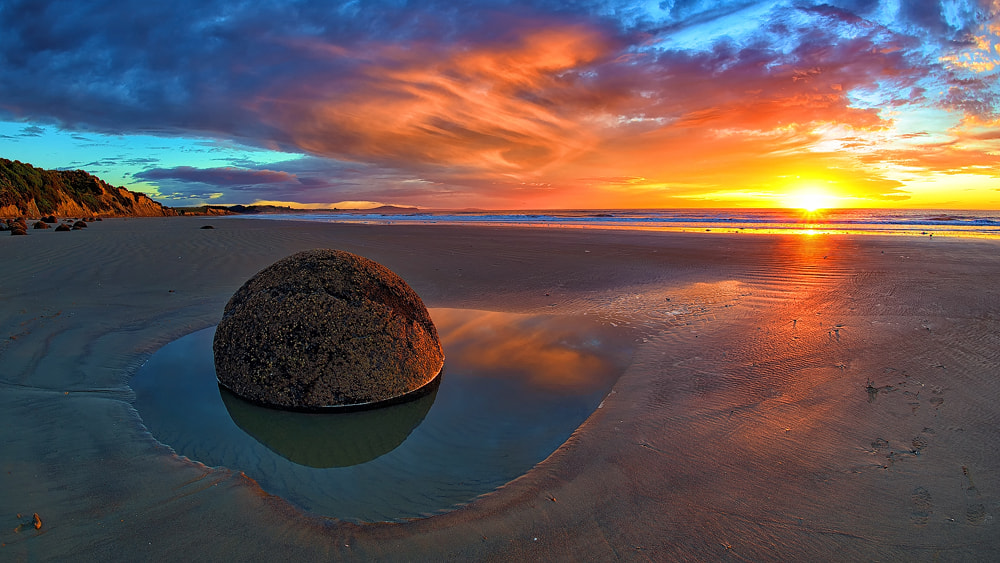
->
[131,309,632,522]
[432,308,631,394]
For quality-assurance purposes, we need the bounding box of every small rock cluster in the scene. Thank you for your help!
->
[2,216,99,235]
[4,217,28,235]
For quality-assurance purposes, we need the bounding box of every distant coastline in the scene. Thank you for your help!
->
[0,157,432,219]
[179,203,423,216]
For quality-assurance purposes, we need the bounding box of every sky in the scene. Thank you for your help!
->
[1,0,999,210]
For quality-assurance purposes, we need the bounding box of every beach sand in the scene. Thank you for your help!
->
[2,217,999,560]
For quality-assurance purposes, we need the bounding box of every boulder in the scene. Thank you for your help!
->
[41,215,58,223]
[213,249,444,410]
[54,223,72,232]
[33,221,51,229]
[10,227,27,236]
[72,220,88,230]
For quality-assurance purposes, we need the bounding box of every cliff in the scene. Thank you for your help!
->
[0,158,177,218]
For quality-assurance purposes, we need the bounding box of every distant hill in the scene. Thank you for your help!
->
[0,158,176,218]
[203,204,422,214]
[364,205,421,214]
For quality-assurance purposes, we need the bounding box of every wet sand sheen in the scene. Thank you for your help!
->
[1,217,999,560]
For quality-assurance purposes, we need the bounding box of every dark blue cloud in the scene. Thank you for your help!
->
[135,166,297,186]
[19,125,44,136]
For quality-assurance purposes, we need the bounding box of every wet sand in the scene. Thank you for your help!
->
[2,217,999,560]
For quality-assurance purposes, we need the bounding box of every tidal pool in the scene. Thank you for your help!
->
[131,308,632,522]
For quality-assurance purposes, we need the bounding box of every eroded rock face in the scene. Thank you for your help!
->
[213,249,444,410]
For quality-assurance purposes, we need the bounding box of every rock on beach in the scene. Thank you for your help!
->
[213,249,444,410]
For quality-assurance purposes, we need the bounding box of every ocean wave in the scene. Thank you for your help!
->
[247,208,1000,237]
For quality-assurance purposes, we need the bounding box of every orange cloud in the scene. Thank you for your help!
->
[256,25,611,175]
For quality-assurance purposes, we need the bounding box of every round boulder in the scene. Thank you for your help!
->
[213,249,444,410]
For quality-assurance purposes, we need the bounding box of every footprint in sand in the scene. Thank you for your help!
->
[910,486,933,526]
[867,438,893,469]
[962,466,988,525]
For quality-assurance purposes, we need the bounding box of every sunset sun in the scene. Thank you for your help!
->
[785,186,837,212]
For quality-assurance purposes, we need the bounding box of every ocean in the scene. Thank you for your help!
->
[245,208,1000,238]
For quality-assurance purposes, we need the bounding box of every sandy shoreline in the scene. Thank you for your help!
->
[2,216,999,560]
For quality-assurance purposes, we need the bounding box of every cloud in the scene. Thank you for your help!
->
[135,166,297,186]
[1,0,998,206]
[968,129,1000,140]
[133,166,303,204]
[237,3,933,206]
[253,24,615,173]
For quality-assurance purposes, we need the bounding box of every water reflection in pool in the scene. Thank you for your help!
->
[131,308,633,522]
[218,379,440,468]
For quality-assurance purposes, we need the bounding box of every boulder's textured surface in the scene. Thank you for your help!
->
[213,249,444,409]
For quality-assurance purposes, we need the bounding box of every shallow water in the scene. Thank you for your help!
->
[131,308,633,522]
